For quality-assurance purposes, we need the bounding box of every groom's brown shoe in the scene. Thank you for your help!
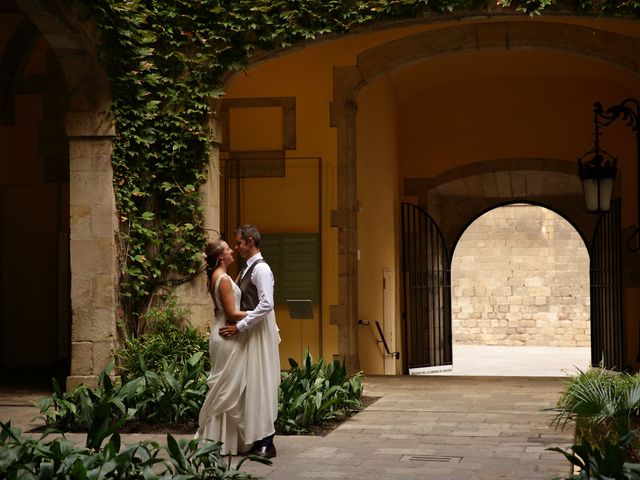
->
[252,444,276,459]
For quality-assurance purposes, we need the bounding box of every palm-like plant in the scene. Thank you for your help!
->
[552,368,640,462]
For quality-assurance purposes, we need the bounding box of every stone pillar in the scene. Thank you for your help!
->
[330,66,364,374]
[66,115,117,390]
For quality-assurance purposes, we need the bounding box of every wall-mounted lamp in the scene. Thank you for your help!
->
[578,99,640,252]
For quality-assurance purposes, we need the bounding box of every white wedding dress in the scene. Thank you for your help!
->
[195,274,280,455]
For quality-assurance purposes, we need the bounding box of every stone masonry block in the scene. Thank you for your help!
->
[66,375,98,391]
[92,274,116,309]
[71,239,117,275]
[92,341,115,375]
[91,209,118,239]
[71,307,116,343]
[69,139,113,172]
[70,171,115,207]
[70,341,93,376]
[70,205,92,240]
[188,304,211,332]
[66,111,115,138]
[71,273,91,309]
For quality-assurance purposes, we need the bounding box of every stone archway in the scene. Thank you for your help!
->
[450,203,591,375]
[330,19,640,373]
[5,1,117,389]
[405,157,610,252]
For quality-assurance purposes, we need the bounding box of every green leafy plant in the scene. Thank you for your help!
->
[35,361,137,450]
[0,421,266,479]
[116,295,209,380]
[38,352,208,431]
[548,432,640,479]
[129,352,209,424]
[277,351,363,434]
[38,350,364,436]
[552,368,640,459]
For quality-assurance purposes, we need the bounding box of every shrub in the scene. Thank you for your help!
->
[552,368,640,456]
[548,433,640,479]
[127,352,209,424]
[38,345,364,439]
[35,361,137,449]
[277,351,363,434]
[0,421,266,479]
[550,367,640,475]
[37,353,208,431]
[116,296,210,380]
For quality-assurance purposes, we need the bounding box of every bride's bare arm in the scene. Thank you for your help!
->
[218,276,247,323]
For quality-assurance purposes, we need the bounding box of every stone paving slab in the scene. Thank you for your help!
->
[241,375,574,479]
[0,375,575,479]
[426,345,590,377]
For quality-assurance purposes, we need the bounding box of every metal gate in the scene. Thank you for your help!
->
[401,203,452,373]
[590,198,625,370]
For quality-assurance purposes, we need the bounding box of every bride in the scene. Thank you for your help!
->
[195,238,250,455]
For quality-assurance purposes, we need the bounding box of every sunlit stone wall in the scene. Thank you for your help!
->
[452,205,590,347]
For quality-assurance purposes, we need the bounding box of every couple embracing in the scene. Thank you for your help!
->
[196,224,280,459]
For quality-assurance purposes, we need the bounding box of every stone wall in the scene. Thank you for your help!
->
[452,205,590,347]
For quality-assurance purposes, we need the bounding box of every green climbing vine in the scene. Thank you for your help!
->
[80,0,639,334]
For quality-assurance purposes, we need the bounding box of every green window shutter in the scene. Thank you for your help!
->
[260,233,320,305]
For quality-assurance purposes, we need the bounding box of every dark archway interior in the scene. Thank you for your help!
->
[0,0,70,387]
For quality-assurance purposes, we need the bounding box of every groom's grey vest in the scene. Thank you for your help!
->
[238,259,265,310]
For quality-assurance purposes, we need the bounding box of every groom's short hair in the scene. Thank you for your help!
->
[236,224,261,248]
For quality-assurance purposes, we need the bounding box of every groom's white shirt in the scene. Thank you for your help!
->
[236,252,274,332]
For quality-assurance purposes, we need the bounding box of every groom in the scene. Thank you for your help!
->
[220,224,280,459]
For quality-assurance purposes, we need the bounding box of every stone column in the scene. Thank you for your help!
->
[66,114,117,390]
[330,66,364,374]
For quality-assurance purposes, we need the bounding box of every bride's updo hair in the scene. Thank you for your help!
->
[204,239,225,288]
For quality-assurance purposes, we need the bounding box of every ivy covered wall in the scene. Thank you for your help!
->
[80,0,640,333]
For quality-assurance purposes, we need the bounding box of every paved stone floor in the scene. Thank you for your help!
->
[243,375,573,479]
[415,345,591,377]
[0,373,575,479]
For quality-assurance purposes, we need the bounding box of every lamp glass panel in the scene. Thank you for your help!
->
[582,178,600,212]
[598,177,614,212]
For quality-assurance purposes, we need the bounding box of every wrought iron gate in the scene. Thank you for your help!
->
[590,198,625,370]
[401,203,452,373]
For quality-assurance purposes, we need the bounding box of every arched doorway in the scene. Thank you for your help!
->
[1,4,70,385]
[450,204,591,376]
[334,19,640,373]
[1,0,118,389]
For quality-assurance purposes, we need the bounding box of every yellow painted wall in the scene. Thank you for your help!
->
[356,75,400,374]
[240,159,322,367]
[395,51,639,230]
[223,22,440,370]
[224,16,640,373]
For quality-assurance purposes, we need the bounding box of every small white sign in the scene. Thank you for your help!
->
[409,365,453,375]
